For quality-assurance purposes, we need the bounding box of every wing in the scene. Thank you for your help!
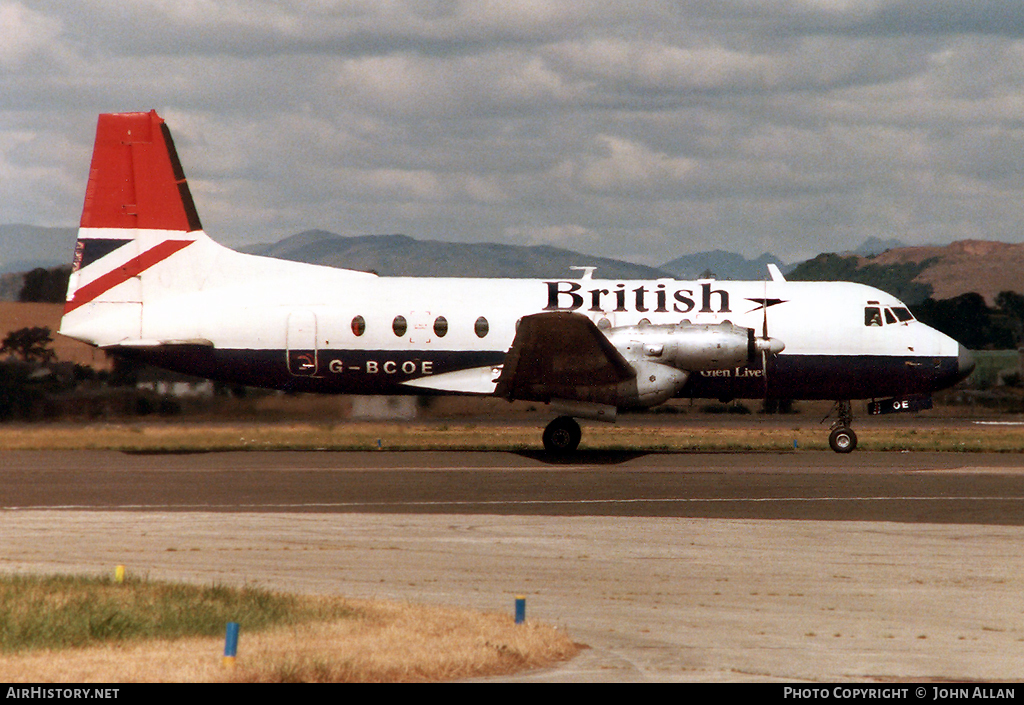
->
[495,311,636,403]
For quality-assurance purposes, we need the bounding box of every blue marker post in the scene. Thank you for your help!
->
[223,622,239,668]
[515,596,526,625]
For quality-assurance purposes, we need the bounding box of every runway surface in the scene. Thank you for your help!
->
[4,449,1024,681]
[3,450,1024,523]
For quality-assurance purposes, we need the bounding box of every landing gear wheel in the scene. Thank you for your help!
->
[829,426,857,454]
[543,416,582,454]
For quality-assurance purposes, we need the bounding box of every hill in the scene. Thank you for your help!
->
[244,229,672,279]
[843,236,908,257]
[868,240,1024,304]
[788,240,1024,305]
[3,220,1019,304]
[659,250,790,280]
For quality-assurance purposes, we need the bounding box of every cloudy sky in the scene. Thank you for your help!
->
[3,1,1024,265]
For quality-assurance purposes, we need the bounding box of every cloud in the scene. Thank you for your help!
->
[5,1,1024,265]
[0,1,62,68]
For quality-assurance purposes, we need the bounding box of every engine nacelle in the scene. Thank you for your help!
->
[606,320,781,372]
[627,360,690,407]
[553,360,690,412]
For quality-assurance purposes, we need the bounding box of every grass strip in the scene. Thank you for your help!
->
[0,574,579,682]
[0,574,349,653]
[0,421,1021,452]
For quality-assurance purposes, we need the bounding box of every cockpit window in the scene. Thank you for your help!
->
[892,307,914,322]
[865,307,882,327]
[884,308,897,324]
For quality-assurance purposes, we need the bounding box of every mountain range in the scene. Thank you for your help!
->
[2,223,1020,304]
[0,222,904,282]
[243,230,670,279]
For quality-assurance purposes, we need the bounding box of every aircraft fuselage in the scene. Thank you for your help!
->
[67,242,966,403]
[57,111,975,453]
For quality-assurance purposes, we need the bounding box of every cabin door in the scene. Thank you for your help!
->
[286,310,318,376]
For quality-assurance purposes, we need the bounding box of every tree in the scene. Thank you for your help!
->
[995,291,1024,346]
[1,327,56,364]
[913,293,1017,350]
[19,266,71,303]
[788,253,935,304]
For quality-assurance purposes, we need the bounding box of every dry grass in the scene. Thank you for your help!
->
[0,419,1021,452]
[0,421,532,452]
[234,599,578,683]
[0,593,578,683]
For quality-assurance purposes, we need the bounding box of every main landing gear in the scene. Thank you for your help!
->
[542,402,862,455]
[543,416,582,454]
[825,400,857,454]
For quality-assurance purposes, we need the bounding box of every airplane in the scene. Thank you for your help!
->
[59,111,975,454]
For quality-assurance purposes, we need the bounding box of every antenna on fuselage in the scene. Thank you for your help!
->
[570,266,597,280]
[767,263,786,282]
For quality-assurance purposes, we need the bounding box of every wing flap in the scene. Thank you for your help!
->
[495,312,635,403]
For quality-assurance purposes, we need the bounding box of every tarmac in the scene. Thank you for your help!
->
[3,449,1024,681]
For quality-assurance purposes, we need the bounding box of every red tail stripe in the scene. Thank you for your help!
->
[64,239,194,314]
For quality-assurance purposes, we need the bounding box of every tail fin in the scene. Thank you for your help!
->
[79,110,202,234]
[65,110,207,316]
[62,110,373,349]
[61,110,217,345]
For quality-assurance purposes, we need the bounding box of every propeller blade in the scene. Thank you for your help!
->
[763,279,769,403]
[763,279,769,340]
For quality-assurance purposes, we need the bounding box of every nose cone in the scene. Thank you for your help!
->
[957,344,976,382]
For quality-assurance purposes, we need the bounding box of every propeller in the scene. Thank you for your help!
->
[754,278,785,405]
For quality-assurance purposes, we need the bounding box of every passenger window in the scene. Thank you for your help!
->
[392,315,407,337]
[884,308,896,324]
[351,315,365,337]
[433,316,448,338]
[597,317,611,330]
[865,307,882,327]
[474,316,489,338]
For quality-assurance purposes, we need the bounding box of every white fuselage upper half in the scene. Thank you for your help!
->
[60,229,954,360]
[60,229,970,403]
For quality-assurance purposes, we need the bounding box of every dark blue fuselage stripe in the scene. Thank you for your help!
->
[112,345,962,401]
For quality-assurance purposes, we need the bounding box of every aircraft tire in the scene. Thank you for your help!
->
[829,427,857,453]
[543,416,582,454]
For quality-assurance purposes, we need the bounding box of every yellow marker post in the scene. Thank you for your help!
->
[114,565,125,583]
